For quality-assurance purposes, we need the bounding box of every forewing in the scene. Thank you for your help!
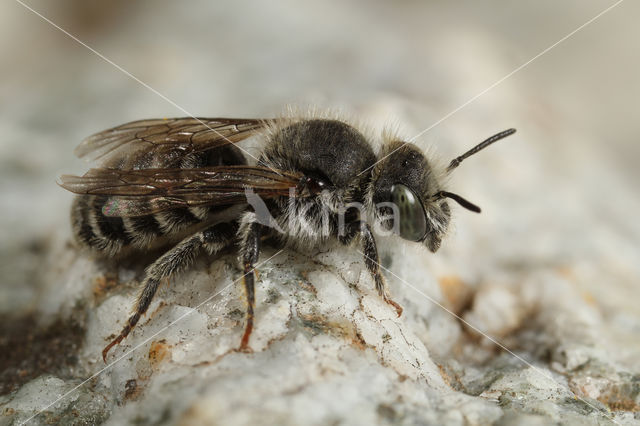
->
[74,117,274,169]
[59,166,301,217]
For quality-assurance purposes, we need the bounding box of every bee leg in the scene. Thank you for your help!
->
[101,221,238,362]
[341,221,403,317]
[237,213,263,352]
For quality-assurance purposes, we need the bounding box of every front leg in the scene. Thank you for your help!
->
[237,212,262,352]
[341,221,403,317]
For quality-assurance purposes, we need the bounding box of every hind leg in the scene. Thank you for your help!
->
[102,221,238,362]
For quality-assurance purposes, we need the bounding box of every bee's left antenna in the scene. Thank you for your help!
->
[447,128,516,172]
[434,191,482,213]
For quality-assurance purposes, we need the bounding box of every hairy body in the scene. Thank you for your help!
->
[61,115,513,361]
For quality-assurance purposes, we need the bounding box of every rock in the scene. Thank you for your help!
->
[2,237,635,425]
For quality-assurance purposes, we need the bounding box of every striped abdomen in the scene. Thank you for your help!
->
[71,145,247,256]
[71,196,228,255]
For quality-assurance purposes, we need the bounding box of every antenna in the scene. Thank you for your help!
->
[447,128,516,172]
[434,191,481,213]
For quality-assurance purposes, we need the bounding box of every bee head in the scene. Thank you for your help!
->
[370,141,451,252]
[370,128,516,252]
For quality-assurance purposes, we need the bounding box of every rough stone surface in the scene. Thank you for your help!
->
[1,1,640,425]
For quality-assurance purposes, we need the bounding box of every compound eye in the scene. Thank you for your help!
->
[390,184,427,242]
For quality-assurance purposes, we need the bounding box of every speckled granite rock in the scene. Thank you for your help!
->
[2,1,640,425]
[2,230,638,425]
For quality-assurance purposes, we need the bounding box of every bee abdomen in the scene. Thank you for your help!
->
[71,195,133,255]
[154,207,203,234]
[70,145,249,255]
[71,196,215,255]
[122,213,164,248]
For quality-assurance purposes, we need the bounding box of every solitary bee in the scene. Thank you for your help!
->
[59,115,515,362]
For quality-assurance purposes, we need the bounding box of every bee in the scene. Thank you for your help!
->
[59,115,515,362]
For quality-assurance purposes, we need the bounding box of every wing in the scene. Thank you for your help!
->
[74,117,276,169]
[59,165,301,217]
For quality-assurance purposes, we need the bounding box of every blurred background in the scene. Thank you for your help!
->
[1,0,639,406]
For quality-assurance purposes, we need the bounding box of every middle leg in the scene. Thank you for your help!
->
[237,212,263,352]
